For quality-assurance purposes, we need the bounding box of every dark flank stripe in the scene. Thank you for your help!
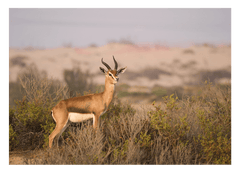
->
[67,107,92,114]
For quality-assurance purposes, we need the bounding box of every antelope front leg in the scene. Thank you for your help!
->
[93,114,100,129]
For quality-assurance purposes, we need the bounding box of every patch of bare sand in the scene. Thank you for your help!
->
[8,150,41,165]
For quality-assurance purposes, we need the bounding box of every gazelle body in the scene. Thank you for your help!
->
[49,56,127,148]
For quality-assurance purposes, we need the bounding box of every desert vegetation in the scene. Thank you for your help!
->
[9,65,231,164]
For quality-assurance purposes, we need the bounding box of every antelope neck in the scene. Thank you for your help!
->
[102,78,115,106]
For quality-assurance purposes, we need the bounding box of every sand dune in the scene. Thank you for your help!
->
[9,43,231,87]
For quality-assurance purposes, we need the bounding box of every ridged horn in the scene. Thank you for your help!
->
[113,56,118,70]
[101,58,111,70]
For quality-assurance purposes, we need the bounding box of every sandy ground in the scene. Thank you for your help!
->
[9,150,43,165]
[9,152,27,165]
[9,43,231,88]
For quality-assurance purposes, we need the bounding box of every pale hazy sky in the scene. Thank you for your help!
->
[9,8,231,48]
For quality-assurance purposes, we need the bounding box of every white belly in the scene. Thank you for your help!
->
[68,112,94,123]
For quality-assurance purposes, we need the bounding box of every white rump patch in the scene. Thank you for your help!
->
[51,110,57,122]
[68,112,94,123]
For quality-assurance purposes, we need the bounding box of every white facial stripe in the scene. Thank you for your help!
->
[109,72,117,81]
[68,112,94,123]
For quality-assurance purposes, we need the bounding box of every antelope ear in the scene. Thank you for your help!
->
[117,66,127,74]
[100,67,107,74]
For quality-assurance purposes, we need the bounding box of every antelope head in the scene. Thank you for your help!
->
[100,56,127,84]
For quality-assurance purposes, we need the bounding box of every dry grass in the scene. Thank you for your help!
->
[9,65,231,164]
[18,82,231,165]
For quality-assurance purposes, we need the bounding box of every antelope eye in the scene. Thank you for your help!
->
[109,74,111,76]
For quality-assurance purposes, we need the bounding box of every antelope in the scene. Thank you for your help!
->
[49,56,127,148]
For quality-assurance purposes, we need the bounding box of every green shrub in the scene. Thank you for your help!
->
[194,82,231,164]
[9,107,18,151]
[149,94,190,146]
[135,131,152,148]
[11,98,54,149]
[9,66,68,150]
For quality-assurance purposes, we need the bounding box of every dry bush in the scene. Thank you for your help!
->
[9,65,69,150]
[21,64,69,103]
[63,67,96,97]
[10,55,28,67]
[12,80,231,164]
[194,70,231,85]
[9,81,23,107]
[124,68,171,80]
[182,49,195,54]
[180,60,197,69]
